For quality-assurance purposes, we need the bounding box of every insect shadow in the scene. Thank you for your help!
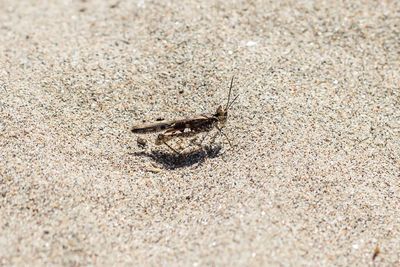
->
[132,145,222,170]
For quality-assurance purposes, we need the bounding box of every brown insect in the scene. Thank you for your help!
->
[131,76,239,154]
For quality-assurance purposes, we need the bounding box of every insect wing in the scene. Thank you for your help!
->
[131,120,175,134]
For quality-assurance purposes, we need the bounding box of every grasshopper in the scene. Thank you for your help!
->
[131,76,239,154]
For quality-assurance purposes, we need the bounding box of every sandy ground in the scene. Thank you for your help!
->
[1,0,399,266]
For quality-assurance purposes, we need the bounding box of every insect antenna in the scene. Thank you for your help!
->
[223,75,240,111]
[225,75,234,111]
[227,94,239,110]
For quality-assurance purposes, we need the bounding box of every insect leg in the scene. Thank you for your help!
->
[156,133,181,154]
[216,125,233,149]
[163,140,181,154]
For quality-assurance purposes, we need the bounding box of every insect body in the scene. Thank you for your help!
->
[131,76,238,153]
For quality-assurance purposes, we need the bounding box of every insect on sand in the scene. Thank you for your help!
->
[131,76,239,154]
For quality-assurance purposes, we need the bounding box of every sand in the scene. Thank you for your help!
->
[0,0,399,266]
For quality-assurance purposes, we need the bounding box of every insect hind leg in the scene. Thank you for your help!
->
[163,140,181,155]
[156,133,181,154]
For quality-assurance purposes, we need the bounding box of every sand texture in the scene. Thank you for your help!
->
[1,0,399,266]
